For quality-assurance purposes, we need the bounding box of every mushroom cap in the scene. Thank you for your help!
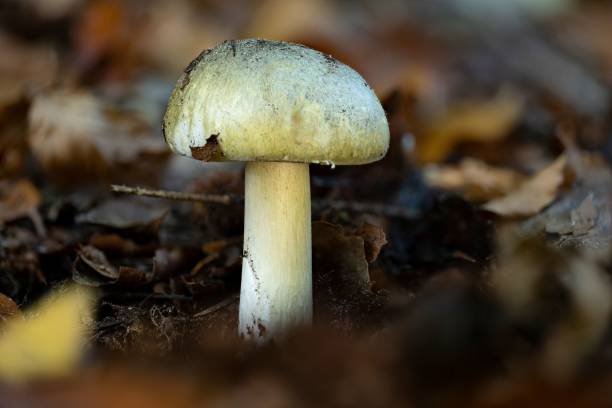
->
[163,39,389,165]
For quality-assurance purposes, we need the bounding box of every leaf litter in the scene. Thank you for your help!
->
[2,0,612,406]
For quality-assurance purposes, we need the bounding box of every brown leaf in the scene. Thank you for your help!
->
[0,293,20,324]
[0,33,58,113]
[28,89,167,185]
[0,179,42,224]
[73,245,119,286]
[356,223,388,263]
[483,155,568,217]
[313,222,370,296]
[425,158,524,201]
[76,197,168,232]
[417,90,523,163]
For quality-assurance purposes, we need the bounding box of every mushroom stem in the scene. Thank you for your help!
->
[239,161,312,342]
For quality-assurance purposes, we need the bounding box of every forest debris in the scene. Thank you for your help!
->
[417,90,523,163]
[356,223,388,263]
[522,151,612,253]
[491,228,612,382]
[23,0,84,19]
[0,179,45,235]
[73,245,155,287]
[76,197,168,231]
[425,158,524,201]
[544,193,597,236]
[0,293,20,324]
[111,184,236,205]
[313,222,370,295]
[0,33,58,112]
[28,89,167,184]
[0,285,94,384]
[245,0,335,41]
[540,257,612,382]
[483,155,567,217]
[73,245,119,286]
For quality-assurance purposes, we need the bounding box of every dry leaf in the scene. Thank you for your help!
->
[76,197,168,231]
[483,155,567,217]
[0,293,20,324]
[417,90,523,163]
[0,285,94,384]
[0,179,42,224]
[425,158,524,201]
[356,223,388,263]
[246,0,335,42]
[492,229,611,382]
[22,0,84,19]
[313,222,370,296]
[137,1,231,73]
[0,33,58,113]
[28,89,167,184]
[73,245,119,286]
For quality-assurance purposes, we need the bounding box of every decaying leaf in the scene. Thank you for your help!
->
[425,158,524,201]
[0,33,58,113]
[76,197,168,232]
[417,90,524,163]
[0,285,94,384]
[356,223,388,263]
[73,245,119,286]
[245,0,335,42]
[0,293,20,325]
[0,179,41,224]
[491,228,612,382]
[73,245,154,287]
[28,89,167,184]
[313,222,370,296]
[483,155,568,217]
[522,150,612,253]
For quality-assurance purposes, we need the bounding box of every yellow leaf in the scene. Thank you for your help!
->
[417,90,523,163]
[424,158,524,201]
[0,285,94,384]
[483,155,567,217]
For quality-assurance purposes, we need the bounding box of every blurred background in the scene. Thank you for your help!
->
[2,0,612,406]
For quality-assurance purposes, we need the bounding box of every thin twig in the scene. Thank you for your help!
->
[193,295,239,318]
[111,184,239,205]
[111,184,417,219]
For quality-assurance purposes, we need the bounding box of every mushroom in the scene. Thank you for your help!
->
[163,39,389,342]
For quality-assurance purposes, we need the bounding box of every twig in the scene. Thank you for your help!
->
[193,295,239,318]
[111,184,239,205]
[111,184,417,219]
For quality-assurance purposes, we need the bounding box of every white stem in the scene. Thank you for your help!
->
[239,161,312,342]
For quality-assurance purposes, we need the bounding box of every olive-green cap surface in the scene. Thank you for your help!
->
[163,39,389,165]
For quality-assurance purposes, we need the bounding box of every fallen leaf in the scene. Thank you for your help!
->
[417,90,524,163]
[28,89,167,185]
[522,150,612,254]
[0,33,58,113]
[0,179,42,224]
[0,293,20,324]
[22,0,84,19]
[424,158,524,201]
[483,155,567,217]
[73,245,119,286]
[76,197,168,232]
[245,0,335,42]
[73,245,154,287]
[491,228,611,382]
[356,223,388,263]
[313,222,370,296]
[0,285,94,384]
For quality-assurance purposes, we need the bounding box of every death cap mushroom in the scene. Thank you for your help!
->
[163,39,389,166]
